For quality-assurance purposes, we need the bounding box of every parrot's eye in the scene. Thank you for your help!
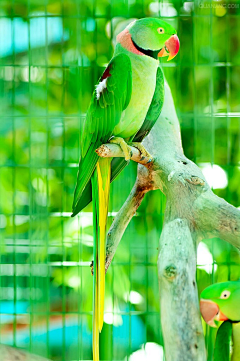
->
[157,27,165,34]
[220,290,231,299]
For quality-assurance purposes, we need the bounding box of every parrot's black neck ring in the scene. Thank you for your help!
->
[132,39,160,60]
[230,320,240,324]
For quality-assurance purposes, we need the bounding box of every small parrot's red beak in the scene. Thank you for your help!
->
[200,299,229,328]
[158,34,180,61]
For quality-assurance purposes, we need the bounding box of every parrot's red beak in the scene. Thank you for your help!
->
[158,34,180,61]
[200,299,229,328]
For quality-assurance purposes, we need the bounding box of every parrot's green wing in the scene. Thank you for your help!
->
[72,54,132,216]
[75,66,164,211]
[214,321,232,361]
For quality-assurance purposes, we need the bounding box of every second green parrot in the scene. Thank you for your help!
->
[200,281,240,361]
[72,17,180,361]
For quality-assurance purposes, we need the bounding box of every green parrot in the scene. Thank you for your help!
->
[72,18,180,361]
[200,281,240,361]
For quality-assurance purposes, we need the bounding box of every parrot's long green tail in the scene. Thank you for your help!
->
[214,321,232,361]
[92,157,111,361]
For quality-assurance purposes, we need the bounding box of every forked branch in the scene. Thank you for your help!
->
[99,80,240,361]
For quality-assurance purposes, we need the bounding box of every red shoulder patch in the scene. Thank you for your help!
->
[101,65,112,81]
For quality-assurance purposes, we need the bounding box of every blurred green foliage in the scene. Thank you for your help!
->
[0,0,239,360]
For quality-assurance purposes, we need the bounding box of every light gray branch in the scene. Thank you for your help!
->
[96,143,153,166]
[158,219,206,361]
[105,182,146,273]
[1,344,52,361]
[193,192,240,249]
[100,80,240,361]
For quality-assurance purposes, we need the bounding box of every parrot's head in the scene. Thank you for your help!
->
[116,17,180,61]
[200,281,240,328]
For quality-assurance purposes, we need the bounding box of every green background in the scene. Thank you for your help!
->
[0,0,239,360]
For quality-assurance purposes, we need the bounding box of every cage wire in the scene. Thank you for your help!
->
[0,0,239,360]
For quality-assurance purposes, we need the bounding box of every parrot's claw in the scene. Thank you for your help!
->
[109,136,133,161]
[131,142,153,162]
[90,261,94,276]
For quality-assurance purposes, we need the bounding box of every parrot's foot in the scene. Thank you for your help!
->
[109,136,132,161]
[90,261,94,276]
[131,142,153,163]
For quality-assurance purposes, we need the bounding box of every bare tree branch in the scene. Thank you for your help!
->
[1,344,52,361]
[158,219,206,361]
[103,81,240,251]
[99,80,240,360]
[105,181,146,273]
[193,193,240,249]
[96,143,153,166]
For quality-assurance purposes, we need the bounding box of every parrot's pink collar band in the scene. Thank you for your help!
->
[117,29,144,56]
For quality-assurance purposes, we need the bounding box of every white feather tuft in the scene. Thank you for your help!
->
[95,78,108,100]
